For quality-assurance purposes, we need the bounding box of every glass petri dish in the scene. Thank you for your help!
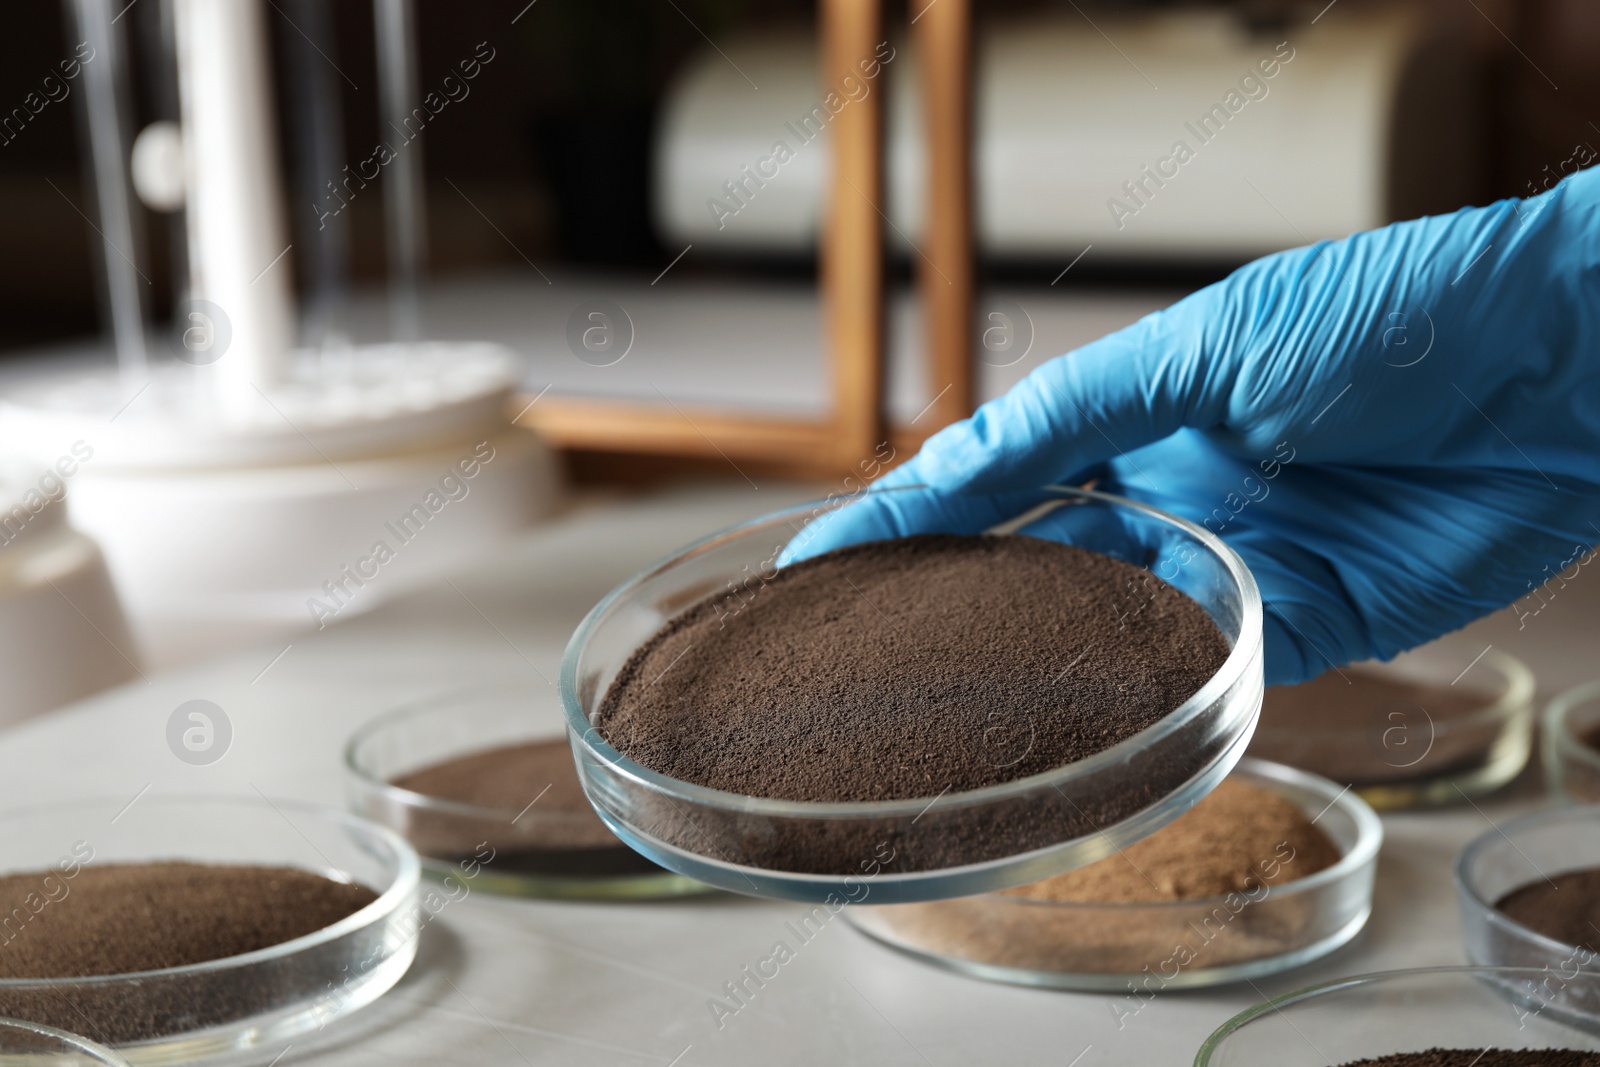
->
[345,681,708,900]
[562,484,1264,903]
[0,796,419,1065]
[1544,680,1600,803]
[1196,967,1600,1067]
[0,1016,131,1066]
[1456,803,1600,1024]
[845,757,1380,991]
[1247,647,1535,810]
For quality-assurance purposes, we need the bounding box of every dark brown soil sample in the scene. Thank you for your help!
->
[1496,867,1600,951]
[1250,668,1497,785]
[596,533,1233,874]
[1005,777,1340,902]
[0,863,376,978]
[391,739,657,877]
[0,862,380,1044]
[601,534,1229,801]
[1336,1052,1600,1067]
[395,739,591,812]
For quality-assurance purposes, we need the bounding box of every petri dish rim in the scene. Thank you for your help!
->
[0,794,419,989]
[1453,802,1600,961]
[1196,965,1594,1067]
[969,756,1383,915]
[0,1015,132,1065]
[1547,680,1600,776]
[844,756,1382,991]
[344,682,601,832]
[560,483,1264,821]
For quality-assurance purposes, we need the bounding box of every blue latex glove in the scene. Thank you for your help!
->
[795,168,1600,686]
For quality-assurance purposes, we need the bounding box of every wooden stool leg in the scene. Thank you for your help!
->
[821,0,886,468]
[915,0,975,431]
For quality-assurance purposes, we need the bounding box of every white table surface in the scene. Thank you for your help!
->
[1,481,1594,1067]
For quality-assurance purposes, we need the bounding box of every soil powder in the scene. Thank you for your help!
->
[391,739,658,876]
[1495,867,1600,951]
[1003,777,1340,902]
[1335,1053,1600,1067]
[1250,668,1494,785]
[599,533,1230,802]
[0,862,376,978]
[858,776,1344,977]
[0,862,379,1044]
[395,738,592,813]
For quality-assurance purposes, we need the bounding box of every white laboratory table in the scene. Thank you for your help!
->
[1,481,1595,1067]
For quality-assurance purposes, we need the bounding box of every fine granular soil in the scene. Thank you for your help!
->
[1003,777,1340,902]
[0,862,379,1043]
[600,534,1230,801]
[1335,1052,1600,1067]
[596,533,1233,874]
[858,776,1345,976]
[1495,867,1600,951]
[394,738,594,814]
[1250,668,1496,785]
[391,739,658,877]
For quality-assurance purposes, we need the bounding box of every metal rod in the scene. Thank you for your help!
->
[375,0,427,343]
[284,0,349,349]
[67,0,149,384]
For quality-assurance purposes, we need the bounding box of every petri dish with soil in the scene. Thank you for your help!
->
[0,795,418,1065]
[1456,803,1600,1025]
[345,682,707,899]
[1196,967,1600,1067]
[562,485,1264,903]
[845,757,1380,990]
[1247,646,1534,810]
[0,1016,131,1066]
[1543,680,1600,803]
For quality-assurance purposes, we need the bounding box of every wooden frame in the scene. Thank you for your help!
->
[519,0,973,478]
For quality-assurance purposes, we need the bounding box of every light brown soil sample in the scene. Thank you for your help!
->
[853,776,1348,978]
[1004,777,1341,903]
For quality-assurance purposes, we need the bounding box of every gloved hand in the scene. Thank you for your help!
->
[794,167,1600,686]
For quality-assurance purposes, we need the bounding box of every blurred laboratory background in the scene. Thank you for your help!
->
[0,0,1595,719]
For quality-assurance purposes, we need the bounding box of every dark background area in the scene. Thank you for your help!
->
[1,0,1597,355]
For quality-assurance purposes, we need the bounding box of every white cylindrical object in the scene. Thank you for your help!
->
[172,0,295,400]
[0,483,138,728]
[656,9,1481,259]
